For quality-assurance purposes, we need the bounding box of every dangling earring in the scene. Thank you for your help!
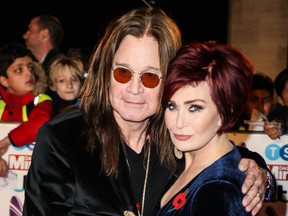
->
[174,147,183,159]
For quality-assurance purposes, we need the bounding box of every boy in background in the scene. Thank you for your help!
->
[48,56,85,116]
[232,72,274,131]
[0,43,53,177]
[264,68,288,139]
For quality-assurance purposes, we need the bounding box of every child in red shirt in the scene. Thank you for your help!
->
[0,43,53,176]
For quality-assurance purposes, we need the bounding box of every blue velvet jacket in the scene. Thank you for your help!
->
[156,146,252,216]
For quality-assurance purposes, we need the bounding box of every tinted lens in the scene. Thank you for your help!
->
[113,67,161,88]
[113,68,132,83]
[141,72,160,88]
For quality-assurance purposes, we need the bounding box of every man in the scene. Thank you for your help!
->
[23,15,65,75]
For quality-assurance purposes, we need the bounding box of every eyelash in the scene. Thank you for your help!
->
[166,102,176,111]
[189,104,203,112]
[166,102,204,112]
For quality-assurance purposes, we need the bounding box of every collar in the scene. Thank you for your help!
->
[0,85,35,105]
[40,53,48,63]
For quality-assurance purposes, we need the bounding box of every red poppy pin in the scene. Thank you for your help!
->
[168,188,189,212]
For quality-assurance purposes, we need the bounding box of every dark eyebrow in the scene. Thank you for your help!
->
[184,99,206,105]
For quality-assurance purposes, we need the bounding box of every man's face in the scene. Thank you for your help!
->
[22,18,42,53]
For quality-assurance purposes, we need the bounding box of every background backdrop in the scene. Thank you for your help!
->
[0,0,229,58]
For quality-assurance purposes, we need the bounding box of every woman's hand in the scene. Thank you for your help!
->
[239,158,267,216]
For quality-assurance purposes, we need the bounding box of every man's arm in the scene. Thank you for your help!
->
[237,145,277,216]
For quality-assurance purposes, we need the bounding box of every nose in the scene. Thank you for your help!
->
[255,99,265,113]
[126,74,144,94]
[176,109,186,129]
[24,66,33,78]
[26,64,33,72]
[67,80,73,88]
[23,32,28,39]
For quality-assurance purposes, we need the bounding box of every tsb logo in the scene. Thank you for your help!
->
[265,144,288,202]
[265,144,288,161]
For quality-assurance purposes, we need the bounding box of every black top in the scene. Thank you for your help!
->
[23,109,179,216]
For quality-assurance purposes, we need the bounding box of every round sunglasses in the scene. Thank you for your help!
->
[113,67,162,88]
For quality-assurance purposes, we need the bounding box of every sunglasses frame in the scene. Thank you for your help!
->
[112,67,162,88]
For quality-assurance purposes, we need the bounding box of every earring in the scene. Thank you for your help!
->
[174,147,183,159]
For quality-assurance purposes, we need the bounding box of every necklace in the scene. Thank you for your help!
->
[122,143,151,216]
[139,144,151,216]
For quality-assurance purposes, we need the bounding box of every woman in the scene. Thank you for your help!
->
[157,41,257,215]
[24,8,271,216]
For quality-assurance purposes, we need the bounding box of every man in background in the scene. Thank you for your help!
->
[23,15,65,75]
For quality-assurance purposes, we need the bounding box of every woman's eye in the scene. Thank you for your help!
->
[189,104,203,112]
[166,102,177,111]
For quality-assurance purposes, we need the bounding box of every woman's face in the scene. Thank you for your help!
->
[164,83,221,153]
[109,35,161,125]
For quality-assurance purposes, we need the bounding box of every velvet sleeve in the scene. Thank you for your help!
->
[192,181,252,216]
[236,145,277,202]
[22,123,75,216]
